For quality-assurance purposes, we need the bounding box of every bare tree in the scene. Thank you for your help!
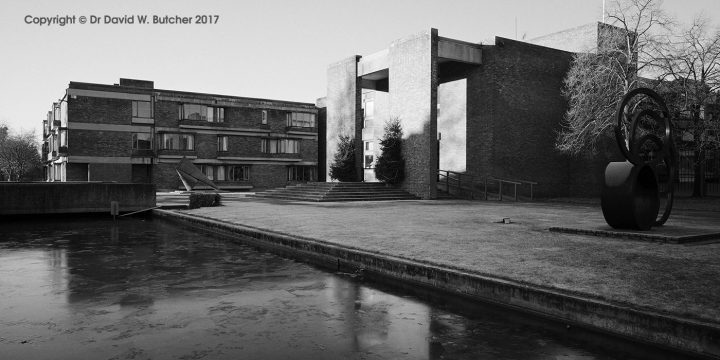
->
[556,0,672,154]
[0,126,43,181]
[655,16,720,196]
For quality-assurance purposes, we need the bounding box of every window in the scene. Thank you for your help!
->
[159,133,194,150]
[364,155,374,168]
[161,133,177,149]
[364,141,374,168]
[261,138,300,154]
[261,110,268,124]
[198,165,250,181]
[286,112,315,128]
[179,104,224,123]
[132,101,152,118]
[362,99,374,128]
[288,165,316,181]
[132,132,152,150]
[200,165,214,180]
[180,134,194,150]
[228,165,250,181]
[207,107,224,123]
[363,100,374,119]
[217,136,228,152]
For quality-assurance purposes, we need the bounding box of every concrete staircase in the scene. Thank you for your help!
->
[251,182,419,202]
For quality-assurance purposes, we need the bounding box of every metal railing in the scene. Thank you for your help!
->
[437,170,537,201]
[487,176,538,201]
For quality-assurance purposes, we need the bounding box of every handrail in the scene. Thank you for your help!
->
[438,170,538,201]
[489,176,537,201]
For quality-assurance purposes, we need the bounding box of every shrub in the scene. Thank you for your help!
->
[188,193,221,209]
[329,134,357,182]
[374,118,404,184]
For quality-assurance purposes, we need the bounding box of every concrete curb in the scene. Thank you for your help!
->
[154,209,720,359]
[549,226,720,244]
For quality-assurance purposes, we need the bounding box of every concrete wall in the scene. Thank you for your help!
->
[438,79,466,172]
[326,56,362,181]
[0,183,156,215]
[388,29,439,199]
[360,89,390,182]
[527,23,599,53]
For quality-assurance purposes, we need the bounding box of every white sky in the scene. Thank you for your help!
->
[1,0,718,138]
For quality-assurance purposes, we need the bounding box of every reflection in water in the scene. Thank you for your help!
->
[0,217,677,359]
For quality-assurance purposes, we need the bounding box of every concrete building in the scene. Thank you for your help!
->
[43,78,319,191]
[325,26,621,199]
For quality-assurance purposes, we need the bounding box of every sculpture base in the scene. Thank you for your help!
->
[549,226,720,244]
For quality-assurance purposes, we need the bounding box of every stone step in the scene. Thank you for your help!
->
[252,194,417,202]
[251,182,418,202]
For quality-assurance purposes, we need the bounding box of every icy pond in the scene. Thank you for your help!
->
[0,217,671,359]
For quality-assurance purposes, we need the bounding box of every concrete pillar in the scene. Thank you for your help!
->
[326,56,363,182]
[388,29,439,199]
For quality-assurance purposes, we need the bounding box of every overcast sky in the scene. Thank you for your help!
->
[1,0,718,137]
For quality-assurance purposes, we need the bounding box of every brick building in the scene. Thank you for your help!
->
[324,25,622,199]
[43,78,319,191]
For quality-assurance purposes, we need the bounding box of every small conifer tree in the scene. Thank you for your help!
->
[329,134,357,182]
[374,118,404,184]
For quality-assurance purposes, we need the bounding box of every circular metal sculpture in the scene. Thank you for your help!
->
[601,88,676,230]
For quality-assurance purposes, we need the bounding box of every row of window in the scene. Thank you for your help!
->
[178,104,225,123]
[196,165,316,182]
[175,104,315,128]
[133,133,302,154]
[261,138,300,154]
[200,165,250,181]
[288,165,316,181]
[120,100,319,127]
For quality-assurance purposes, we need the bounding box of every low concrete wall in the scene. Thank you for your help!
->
[0,183,156,215]
[155,210,720,359]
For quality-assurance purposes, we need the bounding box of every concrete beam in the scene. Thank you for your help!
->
[438,37,482,64]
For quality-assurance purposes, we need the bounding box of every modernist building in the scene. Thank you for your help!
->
[43,78,319,191]
[325,25,623,199]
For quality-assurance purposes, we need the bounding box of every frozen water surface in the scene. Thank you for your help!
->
[0,217,663,359]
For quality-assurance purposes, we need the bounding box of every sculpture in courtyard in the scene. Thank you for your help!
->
[601,88,676,230]
[175,157,219,191]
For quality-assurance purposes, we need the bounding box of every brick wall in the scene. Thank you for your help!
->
[467,38,574,197]
[301,138,318,162]
[153,163,182,191]
[68,96,131,125]
[89,163,131,182]
[225,136,263,156]
[155,101,179,127]
[195,133,218,159]
[251,164,287,190]
[66,163,88,181]
[69,129,131,157]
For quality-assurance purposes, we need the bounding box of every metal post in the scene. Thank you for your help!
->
[499,181,503,201]
[530,184,534,201]
[446,171,450,194]
[484,178,488,200]
[514,183,518,201]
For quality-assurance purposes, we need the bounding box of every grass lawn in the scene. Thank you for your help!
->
[184,199,720,324]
